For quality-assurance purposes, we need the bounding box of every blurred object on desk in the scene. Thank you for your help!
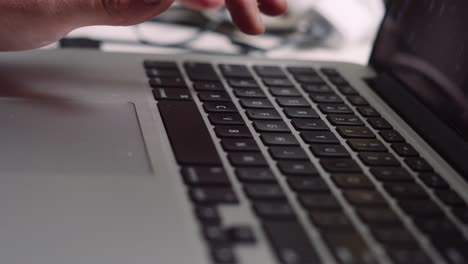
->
[54,0,385,65]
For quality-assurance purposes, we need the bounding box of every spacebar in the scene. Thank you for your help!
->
[158,101,221,165]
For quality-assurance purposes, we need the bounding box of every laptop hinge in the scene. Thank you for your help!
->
[367,73,468,179]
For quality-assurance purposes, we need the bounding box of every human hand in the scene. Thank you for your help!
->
[0,0,287,51]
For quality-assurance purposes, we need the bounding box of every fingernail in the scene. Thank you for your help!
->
[144,0,160,4]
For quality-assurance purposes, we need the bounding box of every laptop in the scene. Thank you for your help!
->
[0,0,467,264]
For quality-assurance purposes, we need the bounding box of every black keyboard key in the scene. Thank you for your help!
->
[246,109,282,120]
[245,184,286,200]
[295,75,326,85]
[379,130,405,143]
[211,246,237,264]
[198,91,231,102]
[432,240,468,264]
[435,190,466,207]
[310,94,343,104]
[263,221,321,264]
[220,64,252,78]
[277,97,310,107]
[357,106,380,117]
[254,65,286,78]
[323,232,376,264]
[153,88,192,101]
[328,76,349,86]
[415,218,460,237]
[229,152,267,166]
[320,68,339,76]
[327,115,364,126]
[368,117,392,130]
[236,167,276,183]
[203,225,228,243]
[299,193,341,210]
[269,147,308,160]
[221,138,260,152]
[261,133,299,146]
[215,126,252,138]
[289,178,330,193]
[278,161,319,177]
[254,202,296,219]
[270,87,302,97]
[158,101,221,165]
[328,114,364,126]
[359,153,400,167]
[190,187,238,204]
[144,60,177,69]
[310,211,354,230]
[292,119,329,131]
[348,139,387,152]
[318,104,354,114]
[228,78,260,89]
[418,173,449,189]
[370,167,413,182]
[302,84,334,94]
[405,157,433,172]
[204,102,238,113]
[357,207,401,226]
[234,88,266,98]
[146,68,181,78]
[391,143,419,157]
[288,66,317,75]
[263,78,294,87]
[332,174,374,189]
[209,113,244,125]
[372,227,416,245]
[388,248,432,264]
[253,120,291,133]
[195,205,221,224]
[347,95,369,106]
[184,62,220,81]
[399,200,444,218]
[310,144,350,158]
[149,77,187,88]
[453,208,468,224]
[240,98,274,109]
[182,166,230,186]
[284,107,320,119]
[344,190,387,206]
[321,159,362,173]
[384,183,429,200]
[301,131,340,144]
[337,85,358,95]
[337,126,375,138]
[193,81,225,91]
[227,226,256,244]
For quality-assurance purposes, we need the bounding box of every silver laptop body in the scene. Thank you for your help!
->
[0,1,467,264]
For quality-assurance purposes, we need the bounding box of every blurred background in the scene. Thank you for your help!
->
[50,0,385,65]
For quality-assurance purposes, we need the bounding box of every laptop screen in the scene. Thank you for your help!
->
[370,0,468,140]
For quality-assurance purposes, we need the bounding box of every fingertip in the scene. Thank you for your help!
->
[259,0,288,16]
[179,0,224,10]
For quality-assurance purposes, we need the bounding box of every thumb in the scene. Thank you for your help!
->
[75,0,175,27]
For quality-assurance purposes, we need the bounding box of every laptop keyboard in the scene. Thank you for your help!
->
[144,60,468,264]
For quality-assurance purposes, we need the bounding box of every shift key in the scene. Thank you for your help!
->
[263,221,321,264]
[158,101,221,165]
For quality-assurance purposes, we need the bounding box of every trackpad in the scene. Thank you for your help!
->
[0,100,152,176]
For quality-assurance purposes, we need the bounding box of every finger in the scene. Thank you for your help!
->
[258,0,287,16]
[178,0,225,10]
[76,0,176,27]
[225,0,264,35]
